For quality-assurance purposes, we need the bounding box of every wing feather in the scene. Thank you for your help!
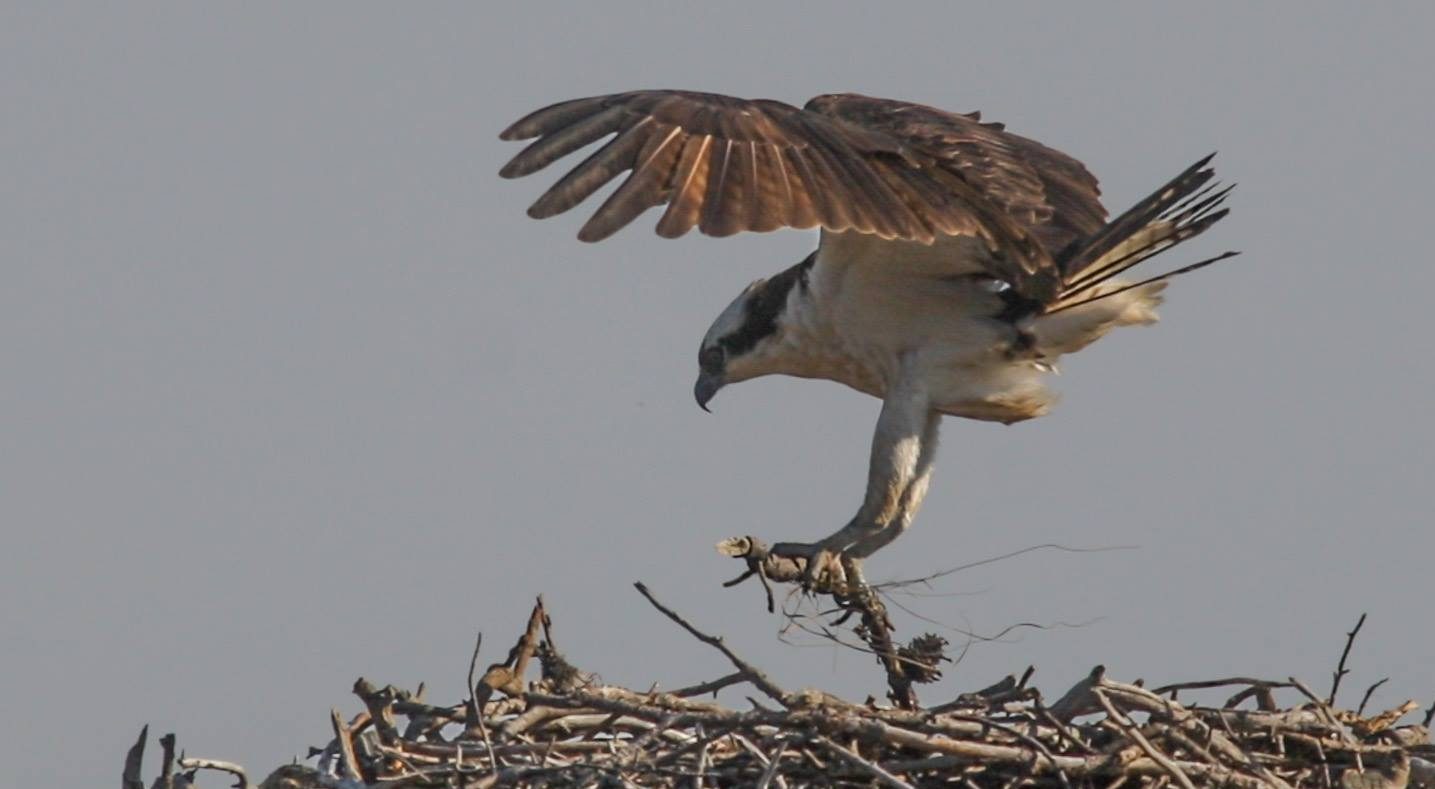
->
[655,134,712,238]
[794,125,878,236]
[772,145,819,229]
[526,119,653,219]
[783,146,848,231]
[499,90,1063,298]
[792,137,866,235]
[746,142,784,233]
[578,123,685,242]
[499,95,614,141]
[805,92,1105,254]
[500,90,1234,308]
[500,104,630,179]
[700,139,741,236]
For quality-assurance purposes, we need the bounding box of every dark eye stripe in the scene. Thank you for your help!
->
[699,347,725,371]
[718,252,815,357]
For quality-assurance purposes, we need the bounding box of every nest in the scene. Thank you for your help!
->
[122,587,1433,789]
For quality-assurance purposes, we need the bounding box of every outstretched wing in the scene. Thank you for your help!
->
[498,90,1059,296]
[805,93,1106,258]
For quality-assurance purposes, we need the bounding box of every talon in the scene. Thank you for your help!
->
[840,556,869,591]
[770,542,850,592]
[806,549,844,590]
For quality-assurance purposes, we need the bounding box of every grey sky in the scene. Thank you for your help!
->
[3,4,1432,787]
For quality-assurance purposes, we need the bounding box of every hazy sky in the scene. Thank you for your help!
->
[4,4,1432,787]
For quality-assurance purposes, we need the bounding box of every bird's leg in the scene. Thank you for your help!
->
[846,409,941,563]
[772,363,937,591]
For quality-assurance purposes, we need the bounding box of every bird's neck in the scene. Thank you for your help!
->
[757,284,886,397]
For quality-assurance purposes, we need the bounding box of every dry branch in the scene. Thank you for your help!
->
[123,725,147,789]
[633,581,790,707]
[175,756,249,789]
[1330,614,1368,706]
[122,596,1431,789]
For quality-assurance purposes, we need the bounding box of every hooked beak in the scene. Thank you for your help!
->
[694,370,725,413]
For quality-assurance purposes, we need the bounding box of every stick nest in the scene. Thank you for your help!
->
[123,590,1433,789]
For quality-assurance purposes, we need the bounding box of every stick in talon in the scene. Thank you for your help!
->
[770,541,855,592]
[716,536,802,586]
[840,556,870,590]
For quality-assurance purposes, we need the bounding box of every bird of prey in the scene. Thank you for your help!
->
[498,90,1236,589]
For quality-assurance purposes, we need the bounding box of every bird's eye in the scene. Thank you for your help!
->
[699,346,725,371]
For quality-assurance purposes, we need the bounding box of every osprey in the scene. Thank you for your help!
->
[499,90,1236,588]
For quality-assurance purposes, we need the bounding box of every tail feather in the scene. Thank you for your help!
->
[1052,154,1236,309]
[1033,280,1167,357]
[1046,249,1240,317]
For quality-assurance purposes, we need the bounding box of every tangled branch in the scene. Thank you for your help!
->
[120,598,1432,789]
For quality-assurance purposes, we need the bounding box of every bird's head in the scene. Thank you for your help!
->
[693,254,814,412]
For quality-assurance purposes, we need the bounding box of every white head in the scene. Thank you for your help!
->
[693,253,815,411]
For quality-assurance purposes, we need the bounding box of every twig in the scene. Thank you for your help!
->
[153,733,176,789]
[176,757,249,789]
[1313,736,1332,789]
[650,724,741,768]
[933,675,1016,713]
[814,735,917,789]
[754,741,789,789]
[123,725,147,789]
[669,672,747,699]
[475,704,499,774]
[1093,688,1198,789]
[329,707,362,782]
[623,712,682,765]
[948,712,1073,789]
[392,696,522,725]
[694,723,710,788]
[1035,700,1098,755]
[1289,677,1357,743]
[461,631,500,775]
[1153,678,1292,696]
[1225,684,1282,711]
[466,631,485,728]
[633,582,789,707]
[1328,613,1367,705]
[1358,678,1390,717]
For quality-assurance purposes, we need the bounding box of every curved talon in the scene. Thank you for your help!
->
[769,541,869,594]
[769,541,825,590]
[806,549,844,589]
[840,555,868,590]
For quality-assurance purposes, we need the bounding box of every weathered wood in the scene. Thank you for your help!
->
[122,725,147,789]
[121,595,1430,789]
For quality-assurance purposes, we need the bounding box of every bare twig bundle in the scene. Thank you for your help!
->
[123,594,1433,789]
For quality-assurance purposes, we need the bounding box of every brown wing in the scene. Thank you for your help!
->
[498,90,1056,294]
[806,93,1106,257]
